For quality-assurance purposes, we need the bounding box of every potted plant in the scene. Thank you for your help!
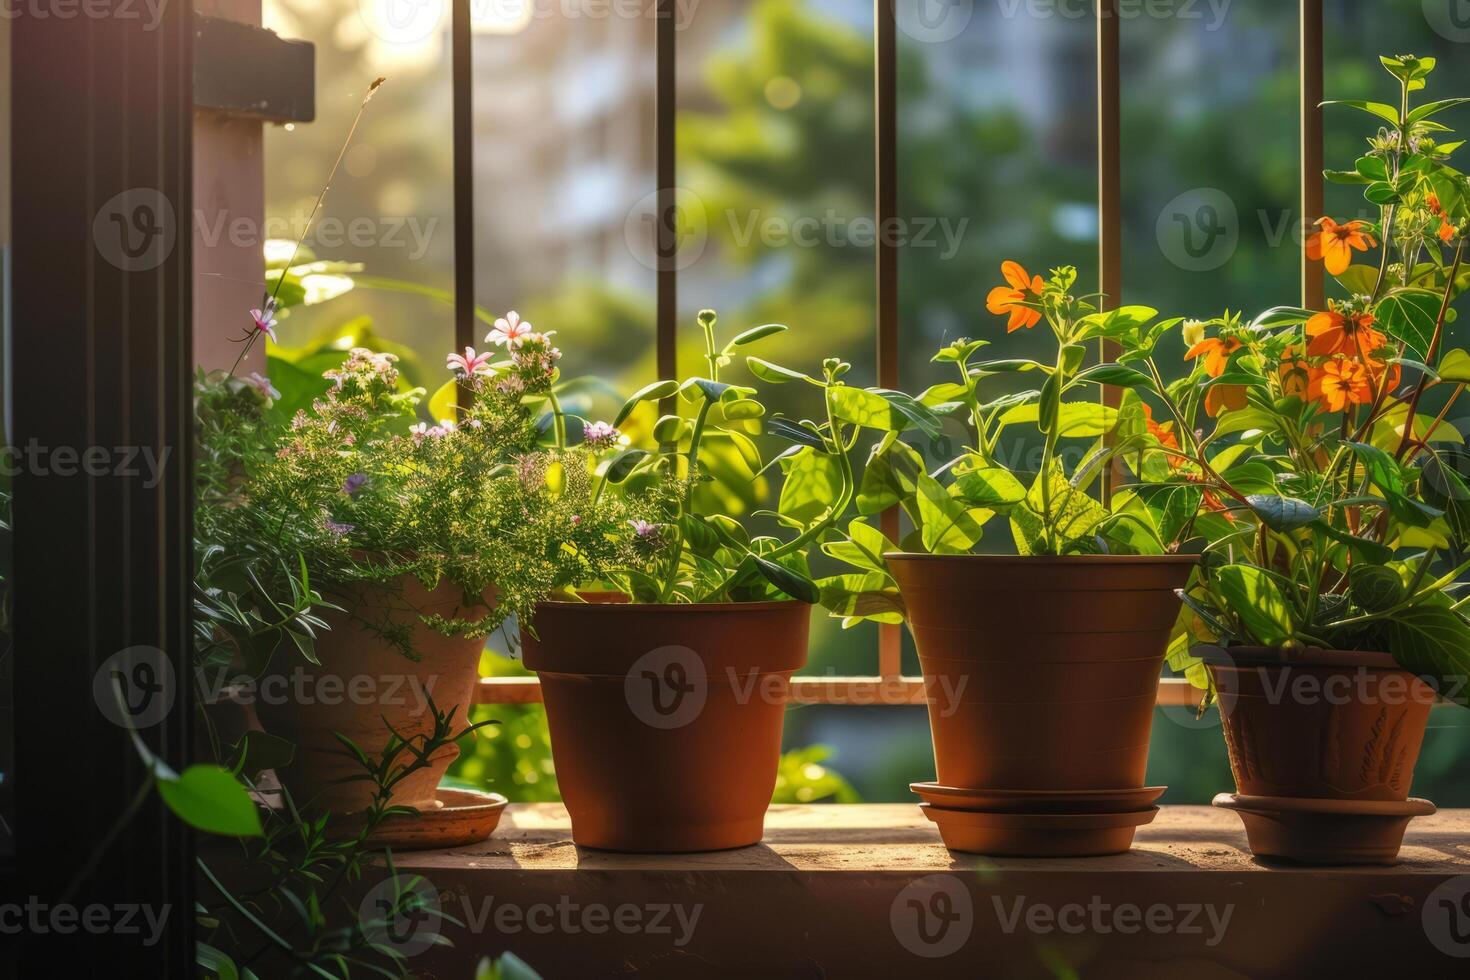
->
[821,264,1201,855]
[202,322,637,816]
[521,309,913,852]
[1171,54,1470,864]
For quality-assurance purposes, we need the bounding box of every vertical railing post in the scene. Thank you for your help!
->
[1097,0,1123,500]
[656,0,678,386]
[875,0,902,681]
[1301,0,1326,310]
[453,0,476,375]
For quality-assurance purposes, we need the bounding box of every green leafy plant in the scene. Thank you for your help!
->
[1167,54,1470,704]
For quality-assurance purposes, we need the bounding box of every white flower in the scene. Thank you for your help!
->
[487,310,535,349]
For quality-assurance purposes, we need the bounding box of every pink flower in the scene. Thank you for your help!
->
[486,310,534,349]
[249,301,278,343]
[410,421,454,444]
[583,421,620,452]
[244,371,280,401]
[631,520,659,539]
[447,346,494,377]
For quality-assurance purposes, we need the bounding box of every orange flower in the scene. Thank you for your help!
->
[1308,357,1373,413]
[1428,193,1443,214]
[1304,305,1386,357]
[1205,383,1248,417]
[1142,403,1180,454]
[1363,352,1401,394]
[1306,217,1377,276]
[1279,347,1311,399]
[985,261,1044,333]
[1185,336,1242,378]
[1440,218,1458,244]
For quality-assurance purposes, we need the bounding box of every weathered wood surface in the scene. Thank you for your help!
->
[356,804,1470,978]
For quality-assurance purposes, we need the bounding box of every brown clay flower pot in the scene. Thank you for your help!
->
[521,600,809,852]
[1203,646,1436,801]
[254,575,493,814]
[887,554,1196,793]
[1203,645,1438,864]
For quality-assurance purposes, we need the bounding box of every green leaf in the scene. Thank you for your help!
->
[233,731,295,782]
[916,381,969,407]
[1438,348,1470,383]
[856,434,924,514]
[1316,522,1394,565]
[1375,289,1444,358]
[614,380,679,426]
[1011,471,1108,555]
[778,449,844,525]
[477,952,544,980]
[1407,98,1470,125]
[753,556,819,604]
[1386,605,1470,707]
[1348,440,1443,527]
[1348,565,1406,613]
[765,417,829,452]
[1214,564,1295,645]
[604,448,649,483]
[830,386,905,430]
[427,378,459,425]
[917,473,987,554]
[746,357,812,385]
[817,571,905,623]
[953,465,1027,508]
[1245,494,1319,531]
[1000,401,1119,437]
[1073,363,1155,389]
[157,765,263,837]
[1324,99,1402,126]
[726,322,787,348]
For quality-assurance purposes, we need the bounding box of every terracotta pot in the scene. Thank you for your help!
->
[521,600,809,852]
[254,575,493,814]
[1203,646,1436,802]
[887,554,1196,792]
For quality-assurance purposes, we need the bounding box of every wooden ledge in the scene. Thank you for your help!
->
[364,805,1470,977]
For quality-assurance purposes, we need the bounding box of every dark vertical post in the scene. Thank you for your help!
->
[1097,0,1123,500]
[656,0,678,384]
[875,0,901,679]
[453,0,476,366]
[10,2,194,973]
[1300,0,1325,310]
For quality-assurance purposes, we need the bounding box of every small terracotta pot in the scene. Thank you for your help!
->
[887,554,1196,792]
[1203,646,1436,802]
[522,600,809,852]
[254,575,493,814]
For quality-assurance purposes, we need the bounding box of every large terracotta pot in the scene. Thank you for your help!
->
[887,554,1196,792]
[521,600,809,852]
[254,575,493,814]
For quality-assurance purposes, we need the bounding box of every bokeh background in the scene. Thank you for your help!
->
[198,0,1470,803]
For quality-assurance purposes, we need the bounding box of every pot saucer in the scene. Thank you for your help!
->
[920,803,1158,857]
[910,782,1166,814]
[1213,792,1434,866]
[333,788,508,851]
